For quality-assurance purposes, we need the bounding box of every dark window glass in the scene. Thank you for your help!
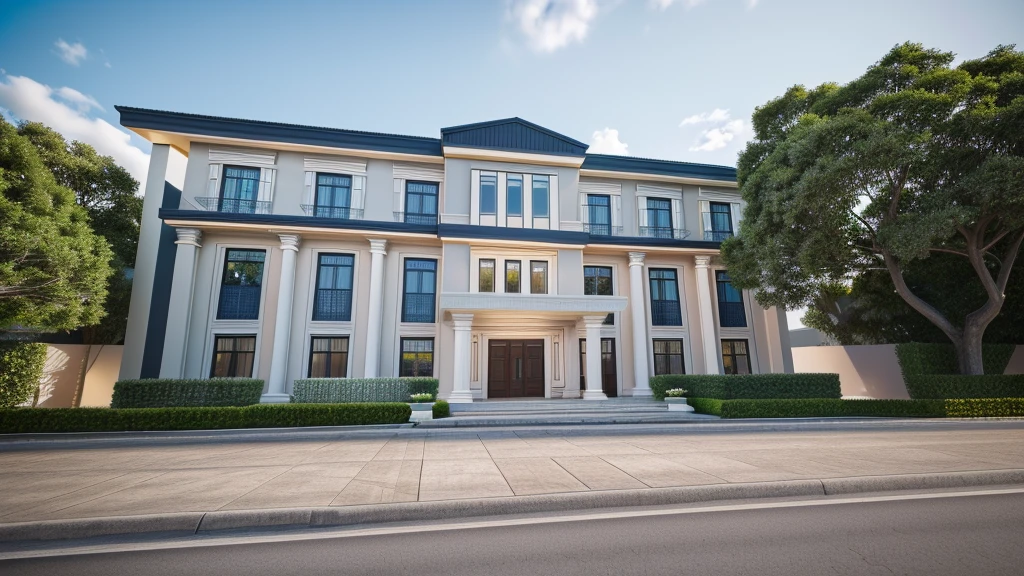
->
[480,172,497,215]
[530,261,548,294]
[211,335,256,378]
[532,176,549,218]
[400,338,435,377]
[708,202,733,241]
[402,259,437,323]
[217,249,266,320]
[649,268,682,326]
[716,270,747,328]
[506,260,521,293]
[646,198,673,238]
[583,265,614,325]
[219,165,261,213]
[587,194,611,236]
[507,174,523,217]
[312,254,354,321]
[405,181,438,225]
[653,339,685,375]
[308,336,349,378]
[722,339,752,375]
[314,173,352,218]
[479,259,495,292]
[579,338,615,390]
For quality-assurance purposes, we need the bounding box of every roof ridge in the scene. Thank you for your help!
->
[584,152,736,171]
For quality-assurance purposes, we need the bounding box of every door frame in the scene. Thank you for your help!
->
[487,339,545,398]
[477,331,559,399]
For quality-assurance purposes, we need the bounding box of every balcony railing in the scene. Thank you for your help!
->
[196,197,272,215]
[639,226,691,240]
[584,223,623,236]
[650,299,683,326]
[718,301,747,328]
[217,285,262,320]
[301,205,364,220]
[394,212,438,225]
[703,230,734,242]
[312,288,353,322]
[402,293,436,323]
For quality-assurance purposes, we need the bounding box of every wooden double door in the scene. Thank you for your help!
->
[488,340,545,398]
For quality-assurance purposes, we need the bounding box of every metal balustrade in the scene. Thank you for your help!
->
[584,223,623,236]
[394,212,438,225]
[313,289,353,322]
[718,301,747,327]
[639,226,691,240]
[196,197,272,215]
[217,285,262,320]
[650,299,683,326]
[300,205,364,220]
[402,293,436,323]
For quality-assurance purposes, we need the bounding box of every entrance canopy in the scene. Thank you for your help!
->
[440,293,626,320]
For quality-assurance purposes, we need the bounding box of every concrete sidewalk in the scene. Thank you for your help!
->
[2,421,1024,540]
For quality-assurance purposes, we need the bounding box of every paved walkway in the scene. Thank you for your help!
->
[2,423,1024,524]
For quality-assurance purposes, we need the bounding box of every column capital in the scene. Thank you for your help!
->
[628,252,646,267]
[451,313,474,329]
[278,234,301,252]
[694,255,712,269]
[368,238,388,255]
[582,314,608,329]
[174,227,202,247]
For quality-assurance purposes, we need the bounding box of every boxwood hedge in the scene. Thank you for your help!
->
[686,397,1024,419]
[292,378,439,403]
[649,373,841,401]
[432,399,450,419]
[110,379,263,408]
[904,374,1024,399]
[895,343,1015,376]
[0,342,47,408]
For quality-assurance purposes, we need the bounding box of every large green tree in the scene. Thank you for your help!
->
[722,43,1024,374]
[0,118,113,331]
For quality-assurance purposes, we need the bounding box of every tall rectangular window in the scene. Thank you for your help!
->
[530,261,548,294]
[402,259,437,323]
[506,260,521,293]
[587,194,611,236]
[404,181,438,225]
[313,173,352,219]
[716,271,747,328]
[649,268,682,326]
[722,339,751,374]
[219,165,261,213]
[480,172,497,215]
[644,198,673,239]
[583,265,614,325]
[210,335,256,378]
[653,339,685,375]
[479,259,495,292]
[217,249,266,320]
[532,175,549,218]
[308,336,349,378]
[507,174,523,217]
[400,338,435,377]
[708,202,733,241]
[312,254,354,321]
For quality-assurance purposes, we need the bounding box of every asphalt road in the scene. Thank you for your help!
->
[4,491,1024,575]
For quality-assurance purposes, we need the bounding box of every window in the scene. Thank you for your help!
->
[716,271,747,328]
[722,339,751,374]
[653,340,685,375]
[313,173,352,219]
[530,261,548,294]
[644,198,673,239]
[400,338,435,377]
[505,260,521,293]
[649,268,682,326]
[402,259,437,323]
[219,165,261,213]
[480,172,497,215]
[210,335,256,377]
[507,174,523,217]
[587,194,611,236]
[312,254,354,321]
[708,202,733,241]
[479,259,495,292]
[405,181,438,225]
[583,266,614,325]
[532,175,549,218]
[308,336,349,378]
[217,249,266,320]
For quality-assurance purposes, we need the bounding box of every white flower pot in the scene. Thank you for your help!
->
[665,397,694,412]
[410,402,434,421]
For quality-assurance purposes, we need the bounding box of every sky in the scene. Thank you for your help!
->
[1,0,1022,327]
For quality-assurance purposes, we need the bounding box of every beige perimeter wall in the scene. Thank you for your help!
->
[27,344,123,408]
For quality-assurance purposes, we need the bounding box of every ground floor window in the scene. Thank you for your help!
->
[721,339,751,375]
[400,338,435,377]
[653,339,685,375]
[210,335,256,378]
[308,336,349,378]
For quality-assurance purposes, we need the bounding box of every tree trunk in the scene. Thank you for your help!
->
[954,326,985,376]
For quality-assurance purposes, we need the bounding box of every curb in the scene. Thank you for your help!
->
[2,469,1023,543]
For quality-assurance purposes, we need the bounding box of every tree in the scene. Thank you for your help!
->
[0,117,113,331]
[17,122,142,343]
[722,43,1024,374]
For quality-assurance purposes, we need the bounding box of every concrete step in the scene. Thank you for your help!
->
[418,411,716,428]
[448,399,664,413]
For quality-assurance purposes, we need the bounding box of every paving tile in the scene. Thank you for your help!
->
[492,458,589,496]
[599,455,725,488]
[330,460,421,505]
[661,453,797,483]
[221,462,365,510]
[418,458,514,501]
[553,457,649,490]
[422,437,492,460]
[301,440,390,464]
[0,470,148,518]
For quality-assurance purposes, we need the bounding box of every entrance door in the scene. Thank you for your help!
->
[579,338,618,397]
[488,340,545,398]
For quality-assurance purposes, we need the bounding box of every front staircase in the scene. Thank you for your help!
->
[418,397,716,428]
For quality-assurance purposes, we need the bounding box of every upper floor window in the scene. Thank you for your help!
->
[211,335,256,377]
[586,194,612,236]
[313,173,353,219]
[480,172,497,215]
[649,268,682,326]
[505,260,522,293]
[308,336,349,378]
[715,271,747,328]
[530,261,548,294]
[532,176,549,218]
[584,265,614,325]
[479,259,495,292]
[217,249,265,320]
[643,198,673,239]
[722,339,751,374]
[312,254,354,322]
[507,174,523,217]
[402,259,437,323]
[404,181,438,225]
[220,166,261,214]
[705,202,734,241]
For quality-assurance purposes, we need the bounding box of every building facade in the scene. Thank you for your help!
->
[118,108,793,402]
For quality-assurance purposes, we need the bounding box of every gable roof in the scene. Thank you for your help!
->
[441,117,588,157]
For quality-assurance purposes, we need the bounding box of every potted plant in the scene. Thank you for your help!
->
[664,389,694,412]
[409,393,435,421]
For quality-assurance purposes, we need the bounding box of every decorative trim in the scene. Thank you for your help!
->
[304,156,367,174]
[695,255,712,268]
[174,228,202,247]
[443,146,586,168]
[159,209,438,237]
[441,293,627,314]
[440,213,471,225]
[579,181,622,195]
[451,313,474,329]
[209,147,276,166]
[579,168,738,188]
[394,161,444,182]
[698,187,743,201]
[583,315,609,328]
[638,183,683,199]
[278,234,300,251]
[628,252,646,267]
[368,238,388,255]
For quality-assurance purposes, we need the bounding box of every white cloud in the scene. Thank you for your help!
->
[0,74,150,188]
[651,0,706,9]
[747,0,760,8]
[509,0,598,53]
[54,39,88,66]
[679,108,731,126]
[589,127,629,155]
[679,108,748,152]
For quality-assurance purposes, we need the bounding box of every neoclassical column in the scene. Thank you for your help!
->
[263,234,300,403]
[694,255,722,375]
[363,239,388,378]
[627,252,652,397]
[159,228,202,378]
[449,313,475,403]
[582,314,608,400]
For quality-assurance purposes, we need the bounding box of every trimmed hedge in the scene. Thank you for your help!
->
[895,343,1015,376]
[649,373,841,401]
[432,399,450,419]
[904,374,1024,399]
[945,398,1024,418]
[292,378,439,403]
[111,379,263,408]
[0,342,47,408]
[0,403,411,434]
[686,397,1024,419]
[687,397,723,416]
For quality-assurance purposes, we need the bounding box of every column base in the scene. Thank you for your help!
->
[631,388,654,398]
[260,393,291,404]
[582,390,608,400]
[447,390,476,404]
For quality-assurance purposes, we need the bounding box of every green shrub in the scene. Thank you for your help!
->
[717,398,946,419]
[649,373,841,400]
[944,398,1024,418]
[904,374,1024,399]
[687,398,722,416]
[292,378,439,403]
[0,403,411,434]
[432,399,450,419]
[895,343,1016,376]
[0,342,47,408]
[111,379,263,408]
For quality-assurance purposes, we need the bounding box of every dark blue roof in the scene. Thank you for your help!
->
[582,154,736,182]
[116,106,443,157]
[441,118,588,157]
